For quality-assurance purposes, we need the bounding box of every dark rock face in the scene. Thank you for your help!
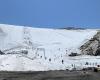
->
[95,48,100,56]
[80,31,100,56]
[60,27,85,30]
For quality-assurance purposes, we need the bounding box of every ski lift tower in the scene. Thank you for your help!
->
[23,27,46,59]
[23,27,33,49]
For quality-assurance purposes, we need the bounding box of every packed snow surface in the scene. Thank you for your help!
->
[0,24,99,71]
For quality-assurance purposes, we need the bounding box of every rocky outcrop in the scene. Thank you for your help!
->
[80,30,100,56]
[60,27,85,30]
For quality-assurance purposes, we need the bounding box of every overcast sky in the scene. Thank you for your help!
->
[0,0,100,28]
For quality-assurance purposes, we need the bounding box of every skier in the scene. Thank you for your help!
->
[62,60,64,64]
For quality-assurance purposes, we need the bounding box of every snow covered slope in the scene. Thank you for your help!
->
[0,24,99,71]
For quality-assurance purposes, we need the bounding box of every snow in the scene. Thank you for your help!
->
[0,24,99,71]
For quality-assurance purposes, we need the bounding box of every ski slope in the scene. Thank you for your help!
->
[0,24,99,71]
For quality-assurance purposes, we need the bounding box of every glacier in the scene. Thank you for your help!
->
[0,24,99,71]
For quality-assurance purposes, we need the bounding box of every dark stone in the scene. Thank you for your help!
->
[95,48,100,56]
